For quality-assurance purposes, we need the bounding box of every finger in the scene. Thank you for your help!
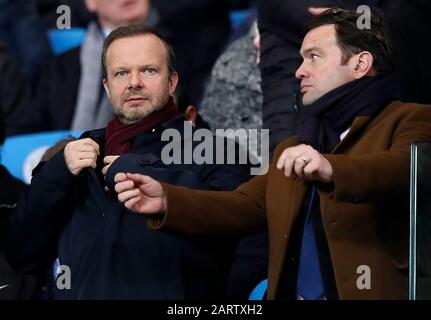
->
[283,154,299,178]
[126,173,154,185]
[103,155,118,164]
[77,151,98,161]
[293,157,306,179]
[75,143,97,152]
[308,7,330,16]
[303,161,318,181]
[81,138,100,155]
[277,146,299,170]
[125,197,141,211]
[114,180,135,193]
[77,158,97,170]
[102,165,109,176]
[114,172,128,183]
[118,188,140,204]
[276,149,289,170]
[69,159,95,174]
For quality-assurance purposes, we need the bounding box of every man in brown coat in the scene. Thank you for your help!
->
[113,9,431,299]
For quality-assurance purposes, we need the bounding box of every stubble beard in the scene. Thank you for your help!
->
[115,92,170,125]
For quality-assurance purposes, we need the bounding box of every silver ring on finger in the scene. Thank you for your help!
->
[299,156,309,165]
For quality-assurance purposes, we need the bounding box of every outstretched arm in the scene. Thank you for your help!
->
[114,171,268,238]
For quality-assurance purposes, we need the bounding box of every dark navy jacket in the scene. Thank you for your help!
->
[7,115,252,299]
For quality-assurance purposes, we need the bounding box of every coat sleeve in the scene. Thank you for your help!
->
[145,141,291,237]
[147,174,267,238]
[6,149,80,273]
[325,104,431,203]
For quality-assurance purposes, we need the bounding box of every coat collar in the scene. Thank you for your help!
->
[331,115,374,154]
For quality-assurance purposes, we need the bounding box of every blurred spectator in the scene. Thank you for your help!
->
[24,0,156,134]
[196,19,268,299]
[0,111,39,299]
[0,0,52,86]
[174,84,210,130]
[0,43,33,137]
[199,21,262,152]
[257,0,431,154]
[152,0,232,107]
[225,7,256,46]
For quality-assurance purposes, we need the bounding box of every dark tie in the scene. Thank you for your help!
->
[296,187,325,299]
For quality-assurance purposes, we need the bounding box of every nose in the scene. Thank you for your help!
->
[295,61,308,79]
[128,71,144,89]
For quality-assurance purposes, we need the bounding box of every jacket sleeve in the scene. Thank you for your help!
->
[105,150,253,192]
[145,140,292,238]
[105,153,207,190]
[6,149,80,273]
[325,104,431,203]
[148,173,267,238]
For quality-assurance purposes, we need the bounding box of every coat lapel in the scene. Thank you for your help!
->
[332,115,373,154]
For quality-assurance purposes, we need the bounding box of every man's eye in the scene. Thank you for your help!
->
[145,68,156,74]
[116,71,128,77]
[311,54,319,60]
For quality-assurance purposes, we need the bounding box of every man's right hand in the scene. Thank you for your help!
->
[114,173,167,214]
[64,138,100,176]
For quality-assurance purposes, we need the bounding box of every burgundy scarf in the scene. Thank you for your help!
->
[104,98,177,155]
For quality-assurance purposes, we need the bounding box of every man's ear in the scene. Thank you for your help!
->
[168,72,179,96]
[184,105,197,126]
[103,78,111,99]
[350,51,375,79]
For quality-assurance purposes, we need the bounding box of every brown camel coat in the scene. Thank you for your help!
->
[149,101,431,299]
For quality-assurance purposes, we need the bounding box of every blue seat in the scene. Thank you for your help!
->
[229,9,253,29]
[47,28,86,55]
[0,131,82,183]
[248,279,268,300]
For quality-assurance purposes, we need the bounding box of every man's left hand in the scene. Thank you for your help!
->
[102,155,120,176]
[276,144,333,183]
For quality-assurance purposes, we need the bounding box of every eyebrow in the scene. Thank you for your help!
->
[112,65,128,71]
[111,64,158,71]
[300,46,323,57]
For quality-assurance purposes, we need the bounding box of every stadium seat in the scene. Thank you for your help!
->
[47,28,86,55]
[0,131,81,183]
[229,9,253,29]
[248,279,268,300]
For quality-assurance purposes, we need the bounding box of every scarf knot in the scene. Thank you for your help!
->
[104,98,177,155]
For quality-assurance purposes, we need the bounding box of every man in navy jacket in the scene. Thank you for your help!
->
[7,25,252,299]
